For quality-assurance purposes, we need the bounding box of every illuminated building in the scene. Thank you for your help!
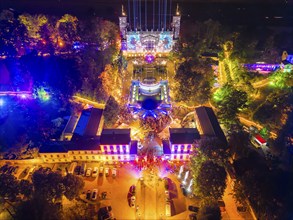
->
[163,128,200,161]
[119,0,180,55]
[100,129,138,161]
[194,106,227,144]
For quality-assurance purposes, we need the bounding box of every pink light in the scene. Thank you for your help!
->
[20,94,27,99]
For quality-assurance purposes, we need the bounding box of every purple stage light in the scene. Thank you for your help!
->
[145,54,155,63]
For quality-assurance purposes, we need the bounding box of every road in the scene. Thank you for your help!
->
[239,116,277,139]
[252,78,269,88]
[71,95,105,109]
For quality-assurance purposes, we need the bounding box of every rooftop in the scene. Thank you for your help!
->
[100,129,131,145]
[194,106,227,143]
[73,108,104,137]
[169,128,200,144]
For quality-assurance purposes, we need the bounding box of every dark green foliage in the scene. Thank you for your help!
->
[214,84,248,128]
[63,174,85,201]
[197,198,221,220]
[175,60,214,105]
[15,194,62,220]
[196,161,227,199]
[103,96,119,127]
[19,179,33,199]
[198,137,228,163]
[32,168,65,202]
[0,173,19,200]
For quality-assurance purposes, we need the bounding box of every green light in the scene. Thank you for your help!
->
[37,87,50,101]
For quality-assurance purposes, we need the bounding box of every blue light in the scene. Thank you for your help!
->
[0,98,4,106]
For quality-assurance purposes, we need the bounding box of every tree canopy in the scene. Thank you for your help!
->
[196,160,227,199]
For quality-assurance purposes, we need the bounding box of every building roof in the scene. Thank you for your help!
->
[67,138,101,151]
[100,129,131,145]
[63,115,79,134]
[194,106,227,143]
[169,128,200,144]
[73,108,103,137]
[39,142,69,153]
[39,138,100,153]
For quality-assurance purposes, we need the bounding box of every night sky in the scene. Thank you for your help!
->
[1,0,293,26]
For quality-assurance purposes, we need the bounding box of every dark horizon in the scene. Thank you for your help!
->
[1,0,293,26]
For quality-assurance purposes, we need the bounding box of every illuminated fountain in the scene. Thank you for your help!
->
[187,179,193,192]
[182,170,189,185]
[178,165,184,179]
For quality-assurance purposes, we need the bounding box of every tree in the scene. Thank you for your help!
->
[32,168,65,203]
[197,198,221,220]
[99,64,121,100]
[0,173,19,200]
[213,84,248,128]
[18,14,48,43]
[227,129,251,159]
[198,137,228,163]
[0,10,25,56]
[57,14,79,50]
[196,160,227,199]
[15,194,62,220]
[19,179,33,199]
[190,150,207,196]
[174,60,214,105]
[103,96,120,127]
[63,174,84,201]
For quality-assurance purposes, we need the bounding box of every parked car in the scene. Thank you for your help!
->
[74,166,81,175]
[92,189,98,200]
[13,166,19,174]
[188,206,199,213]
[86,190,91,200]
[112,168,117,178]
[129,185,136,195]
[80,163,87,176]
[130,196,136,208]
[165,201,171,217]
[105,167,109,177]
[92,167,98,177]
[99,166,104,176]
[165,190,170,201]
[85,168,92,177]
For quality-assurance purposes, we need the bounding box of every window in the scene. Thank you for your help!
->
[91,151,94,154]
[51,155,53,158]
[72,151,74,154]
[73,156,76,160]
[44,155,47,158]
[92,156,95,159]
[112,156,115,160]
[118,156,121,160]
[63,155,66,158]
[86,156,89,159]
[79,156,82,159]
[57,155,60,158]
